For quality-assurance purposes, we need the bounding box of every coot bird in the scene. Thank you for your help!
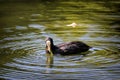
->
[45,37,91,55]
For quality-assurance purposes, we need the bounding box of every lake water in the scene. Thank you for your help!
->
[0,0,120,80]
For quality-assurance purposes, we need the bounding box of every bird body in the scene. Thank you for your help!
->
[45,37,90,55]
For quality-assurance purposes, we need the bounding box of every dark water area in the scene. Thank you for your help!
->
[0,0,120,80]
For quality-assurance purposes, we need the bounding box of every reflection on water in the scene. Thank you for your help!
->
[0,0,120,80]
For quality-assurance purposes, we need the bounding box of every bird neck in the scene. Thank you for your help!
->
[49,42,55,54]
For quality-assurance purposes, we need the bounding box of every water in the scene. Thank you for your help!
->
[0,0,120,80]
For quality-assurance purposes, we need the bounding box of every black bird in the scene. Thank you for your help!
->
[45,37,91,55]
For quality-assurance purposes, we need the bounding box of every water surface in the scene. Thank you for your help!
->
[0,0,120,80]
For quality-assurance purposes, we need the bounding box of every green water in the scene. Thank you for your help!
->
[0,0,120,80]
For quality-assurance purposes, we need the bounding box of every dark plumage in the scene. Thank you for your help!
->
[45,37,91,55]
